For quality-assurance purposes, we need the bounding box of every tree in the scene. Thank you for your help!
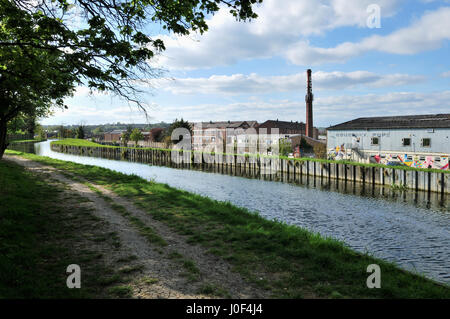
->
[35,124,46,140]
[299,137,313,152]
[76,125,85,140]
[122,126,133,146]
[150,128,164,142]
[279,138,292,157]
[58,125,66,139]
[6,113,36,136]
[130,128,144,147]
[24,112,37,136]
[0,0,262,158]
[66,128,75,138]
[167,118,192,145]
[92,126,104,137]
[313,143,327,159]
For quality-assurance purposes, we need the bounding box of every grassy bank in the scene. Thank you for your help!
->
[0,157,140,298]
[10,138,46,144]
[5,150,450,298]
[52,138,171,150]
[52,138,450,174]
[0,159,89,297]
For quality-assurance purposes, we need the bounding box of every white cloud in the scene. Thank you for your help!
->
[154,71,425,95]
[285,7,450,65]
[313,91,450,125]
[47,90,450,126]
[42,104,151,125]
[155,0,401,70]
[441,71,450,77]
[147,90,450,126]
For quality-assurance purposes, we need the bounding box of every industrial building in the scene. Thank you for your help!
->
[191,69,322,155]
[327,114,450,170]
[191,121,257,151]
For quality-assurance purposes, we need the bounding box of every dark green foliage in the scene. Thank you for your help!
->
[279,138,292,156]
[166,118,193,145]
[299,137,313,152]
[129,128,144,147]
[76,126,85,140]
[121,126,133,146]
[0,0,262,158]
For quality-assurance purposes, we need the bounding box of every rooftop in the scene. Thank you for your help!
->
[258,120,306,130]
[192,121,253,129]
[327,114,450,131]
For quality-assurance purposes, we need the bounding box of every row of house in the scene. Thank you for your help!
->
[103,128,164,144]
[191,120,321,155]
[326,113,450,170]
[100,119,322,156]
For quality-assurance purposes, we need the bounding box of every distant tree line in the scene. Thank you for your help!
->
[44,122,172,139]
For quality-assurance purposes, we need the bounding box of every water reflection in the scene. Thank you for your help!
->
[7,141,450,284]
[8,141,36,154]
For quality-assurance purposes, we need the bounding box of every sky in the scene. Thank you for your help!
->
[41,0,450,128]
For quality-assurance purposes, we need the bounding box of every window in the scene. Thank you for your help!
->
[371,137,379,145]
[422,138,431,147]
[402,138,411,146]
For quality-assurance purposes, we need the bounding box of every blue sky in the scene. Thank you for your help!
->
[42,0,450,128]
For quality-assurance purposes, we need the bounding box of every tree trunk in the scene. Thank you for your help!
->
[0,119,9,160]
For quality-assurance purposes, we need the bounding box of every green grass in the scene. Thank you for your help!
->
[52,138,104,147]
[140,276,159,285]
[83,183,168,247]
[5,150,450,299]
[0,160,119,298]
[9,138,46,144]
[52,138,450,174]
[107,285,132,298]
[198,283,231,298]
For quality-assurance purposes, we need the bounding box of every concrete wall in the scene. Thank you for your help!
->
[52,143,450,195]
[327,128,450,154]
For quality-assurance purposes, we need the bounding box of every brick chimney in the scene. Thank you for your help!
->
[305,69,314,138]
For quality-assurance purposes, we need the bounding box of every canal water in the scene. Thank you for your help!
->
[9,140,450,285]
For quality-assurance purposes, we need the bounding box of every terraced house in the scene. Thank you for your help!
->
[191,121,258,151]
[327,114,450,170]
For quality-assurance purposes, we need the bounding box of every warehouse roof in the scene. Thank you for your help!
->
[258,120,305,130]
[327,114,450,130]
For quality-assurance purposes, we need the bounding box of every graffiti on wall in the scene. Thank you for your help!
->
[328,145,348,160]
[381,154,449,170]
[328,146,449,170]
[373,154,449,170]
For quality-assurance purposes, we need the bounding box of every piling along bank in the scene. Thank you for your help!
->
[51,143,450,195]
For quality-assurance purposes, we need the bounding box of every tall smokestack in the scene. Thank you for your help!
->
[305,69,314,138]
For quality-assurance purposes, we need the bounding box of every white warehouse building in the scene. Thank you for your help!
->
[326,113,450,170]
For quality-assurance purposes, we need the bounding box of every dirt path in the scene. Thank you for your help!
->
[4,155,268,299]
